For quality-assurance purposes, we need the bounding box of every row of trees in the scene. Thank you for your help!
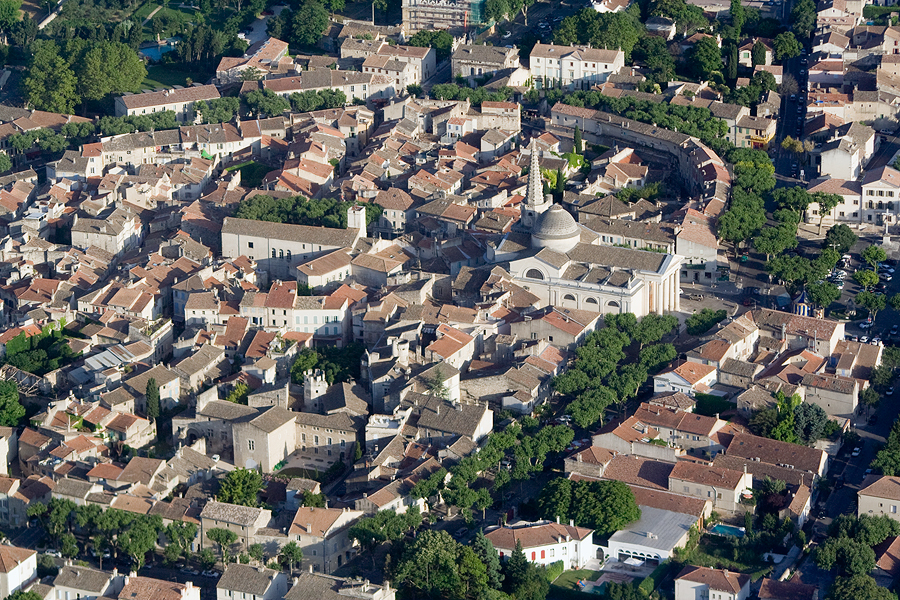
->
[23,39,147,114]
[553,313,678,429]
[536,479,640,534]
[233,195,383,229]
[815,514,899,600]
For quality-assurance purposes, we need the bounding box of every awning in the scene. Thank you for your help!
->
[624,557,645,567]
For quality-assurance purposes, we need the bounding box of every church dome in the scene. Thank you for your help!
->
[532,204,580,253]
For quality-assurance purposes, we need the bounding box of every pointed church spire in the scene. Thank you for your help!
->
[526,137,542,206]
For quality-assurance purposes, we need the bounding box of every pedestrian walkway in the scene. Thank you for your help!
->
[142,5,162,26]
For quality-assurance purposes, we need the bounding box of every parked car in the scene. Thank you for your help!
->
[180,568,200,576]
[860,321,874,329]
[852,447,861,457]
[201,570,220,578]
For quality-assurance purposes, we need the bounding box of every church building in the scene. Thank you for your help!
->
[485,138,683,318]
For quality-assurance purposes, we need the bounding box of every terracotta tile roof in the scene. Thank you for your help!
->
[0,545,36,573]
[601,456,673,490]
[676,566,749,594]
[118,576,193,600]
[758,578,818,600]
[726,433,825,474]
[860,475,900,502]
[670,461,746,489]
[662,360,717,384]
[485,521,593,551]
[289,507,355,538]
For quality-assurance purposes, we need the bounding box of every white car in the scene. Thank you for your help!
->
[860,335,870,343]
[873,336,882,344]
[852,447,861,457]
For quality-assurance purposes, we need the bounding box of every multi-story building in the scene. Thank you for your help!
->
[529,44,625,90]
[114,85,221,122]
[402,0,485,34]
[485,521,598,570]
[451,45,520,85]
[220,209,365,281]
[288,507,363,573]
[675,567,750,600]
[859,475,900,520]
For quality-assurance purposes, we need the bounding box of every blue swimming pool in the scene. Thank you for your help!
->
[141,38,179,62]
[709,524,746,538]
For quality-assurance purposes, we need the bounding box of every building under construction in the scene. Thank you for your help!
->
[402,0,485,34]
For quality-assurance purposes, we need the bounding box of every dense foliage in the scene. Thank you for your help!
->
[218,468,264,507]
[685,308,727,336]
[2,321,80,376]
[289,343,366,386]
[234,195,383,229]
[537,478,641,534]
[553,313,677,428]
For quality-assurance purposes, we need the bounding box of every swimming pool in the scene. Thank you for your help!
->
[708,524,746,538]
[140,38,179,62]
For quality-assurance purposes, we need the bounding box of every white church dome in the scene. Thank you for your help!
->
[532,204,580,253]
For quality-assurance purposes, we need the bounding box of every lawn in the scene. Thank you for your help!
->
[549,569,602,598]
[141,65,207,90]
[132,2,160,22]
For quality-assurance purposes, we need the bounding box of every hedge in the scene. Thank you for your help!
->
[638,560,678,596]
[544,560,565,583]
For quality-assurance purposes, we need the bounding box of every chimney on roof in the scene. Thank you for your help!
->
[309,564,314,574]
[569,519,574,527]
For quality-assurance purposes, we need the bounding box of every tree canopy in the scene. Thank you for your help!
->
[537,479,640,534]
[218,468,264,507]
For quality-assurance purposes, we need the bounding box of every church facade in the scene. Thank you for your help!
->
[485,139,683,318]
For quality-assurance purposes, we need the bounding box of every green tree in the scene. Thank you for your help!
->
[806,281,841,310]
[791,0,816,37]
[573,125,582,154]
[824,224,857,254]
[76,41,147,101]
[207,527,238,562]
[754,224,798,258]
[472,530,504,590]
[863,245,888,272]
[829,575,897,600]
[854,270,879,291]
[691,36,724,80]
[751,40,767,66]
[6,591,44,600]
[0,0,21,35]
[218,468,263,507]
[0,153,11,174]
[485,0,510,21]
[812,193,843,234]
[198,548,216,570]
[633,314,678,348]
[23,41,77,114]
[730,0,745,35]
[393,530,464,600]
[632,35,676,85]
[774,31,801,60]
[164,522,198,560]
[118,514,163,570]
[0,381,24,426]
[816,537,877,576]
[249,544,264,564]
[717,189,766,251]
[794,401,828,444]
[145,378,159,422]
[537,478,572,523]
[59,532,78,558]
[290,0,329,46]
[278,541,303,574]
[856,290,887,320]
[504,540,528,592]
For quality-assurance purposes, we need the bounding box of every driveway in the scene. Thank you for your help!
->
[243,4,284,45]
